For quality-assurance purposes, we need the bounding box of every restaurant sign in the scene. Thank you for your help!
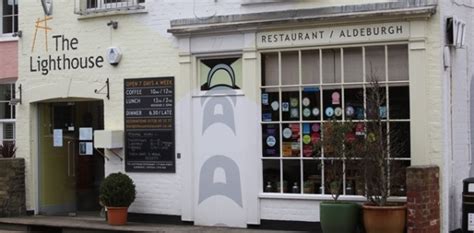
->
[257,22,410,49]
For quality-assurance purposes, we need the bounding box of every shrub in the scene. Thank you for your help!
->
[99,172,136,207]
[0,143,16,158]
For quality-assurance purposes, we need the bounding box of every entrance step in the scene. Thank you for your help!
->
[0,216,302,232]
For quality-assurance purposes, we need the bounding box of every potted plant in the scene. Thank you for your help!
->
[99,172,136,225]
[359,79,407,233]
[317,119,361,233]
[0,142,17,158]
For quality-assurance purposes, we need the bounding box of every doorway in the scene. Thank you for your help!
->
[38,100,104,216]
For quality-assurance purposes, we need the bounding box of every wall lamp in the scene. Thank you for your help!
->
[107,20,118,30]
[12,30,22,38]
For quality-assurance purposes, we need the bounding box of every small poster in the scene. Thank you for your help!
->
[262,93,269,105]
[79,128,93,141]
[79,142,94,155]
[468,213,474,231]
[290,108,299,118]
[282,102,289,112]
[53,129,63,147]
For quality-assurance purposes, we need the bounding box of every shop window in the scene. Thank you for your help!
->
[1,0,18,35]
[0,84,15,145]
[199,57,242,91]
[260,44,410,197]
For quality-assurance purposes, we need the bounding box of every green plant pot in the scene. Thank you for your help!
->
[320,201,360,233]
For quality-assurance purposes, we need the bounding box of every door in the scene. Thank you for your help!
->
[38,101,104,215]
[38,103,77,215]
[192,57,258,227]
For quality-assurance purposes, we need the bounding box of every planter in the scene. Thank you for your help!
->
[362,204,406,233]
[320,202,360,233]
[106,207,128,225]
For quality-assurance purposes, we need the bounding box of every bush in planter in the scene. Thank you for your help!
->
[315,119,362,233]
[99,172,136,225]
[358,78,408,233]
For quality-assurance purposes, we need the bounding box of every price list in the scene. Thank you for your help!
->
[124,77,175,173]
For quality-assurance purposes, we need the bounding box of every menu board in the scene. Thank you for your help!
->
[124,77,175,173]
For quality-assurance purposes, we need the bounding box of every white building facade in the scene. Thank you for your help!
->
[15,0,472,232]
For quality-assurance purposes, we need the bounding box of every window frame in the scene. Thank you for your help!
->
[0,0,18,36]
[0,83,16,145]
[259,42,411,199]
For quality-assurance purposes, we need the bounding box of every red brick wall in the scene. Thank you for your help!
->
[406,165,440,233]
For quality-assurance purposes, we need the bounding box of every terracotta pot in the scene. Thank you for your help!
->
[106,207,128,225]
[362,204,406,233]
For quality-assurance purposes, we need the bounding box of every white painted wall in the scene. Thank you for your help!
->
[438,1,474,231]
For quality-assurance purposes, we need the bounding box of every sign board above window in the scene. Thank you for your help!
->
[257,22,410,49]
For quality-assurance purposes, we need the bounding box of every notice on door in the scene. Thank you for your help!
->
[124,77,175,173]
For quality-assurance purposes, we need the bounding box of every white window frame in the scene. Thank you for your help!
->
[0,83,16,145]
[259,42,411,198]
[0,0,18,36]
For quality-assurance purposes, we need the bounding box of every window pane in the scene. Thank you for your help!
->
[0,102,12,119]
[261,88,279,122]
[302,50,320,84]
[324,160,343,195]
[302,123,321,157]
[303,160,322,194]
[346,159,363,195]
[282,123,300,157]
[282,87,299,121]
[390,160,410,196]
[366,86,387,120]
[2,16,13,34]
[262,124,280,157]
[389,86,410,119]
[262,53,279,86]
[281,51,299,85]
[343,47,363,83]
[3,0,13,15]
[3,122,14,140]
[365,46,386,82]
[322,86,342,120]
[322,49,341,84]
[0,84,12,101]
[283,160,301,194]
[389,122,410,158]
[301,86,321,121]
[200,57,242,91]
[263,160,280,193]
[388,45,409,81]
[344,86,364,120]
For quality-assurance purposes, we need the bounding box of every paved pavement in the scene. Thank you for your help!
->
[0,216,305,233]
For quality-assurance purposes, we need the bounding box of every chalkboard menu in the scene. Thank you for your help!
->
[124,77,175,173]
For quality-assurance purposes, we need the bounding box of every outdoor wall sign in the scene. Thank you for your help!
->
[124,77,175,173]
[257,22,410,49]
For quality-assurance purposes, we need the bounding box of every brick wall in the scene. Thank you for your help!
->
[406,165,440,233]
[0,158,26,217]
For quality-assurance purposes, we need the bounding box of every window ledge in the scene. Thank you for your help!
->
[0,36,18,43]
[258,193,407,202]
[77,8,147,20]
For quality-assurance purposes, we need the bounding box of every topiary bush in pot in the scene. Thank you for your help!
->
[99,172,136,225]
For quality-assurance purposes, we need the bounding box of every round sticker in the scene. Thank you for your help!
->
[271,101,279,111]
[325,107,334,117]
[312,107,320,116]
[312,123,320,132]
[290,98,299,107]
[266,136,276,147]
[334,107,343,117]
[303,97,310,107]
[303,135,311,144]
[303,108,311,117]
[283,128,292,139]
[346,106,355,117]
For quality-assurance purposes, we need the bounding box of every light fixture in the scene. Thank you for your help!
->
[107,20,118,30]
